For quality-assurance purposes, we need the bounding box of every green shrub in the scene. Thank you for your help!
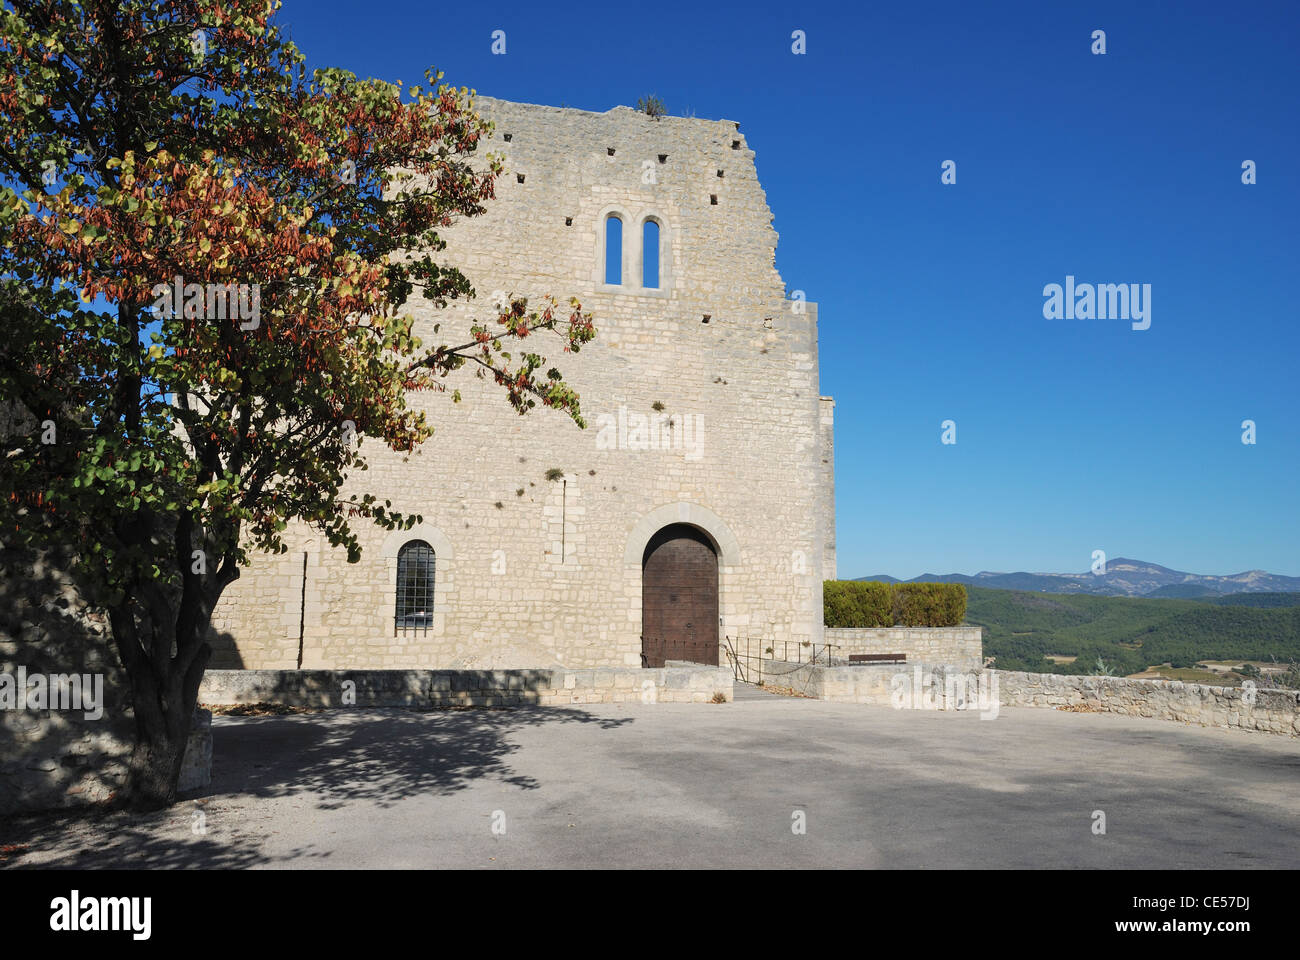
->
[854,581,894,626]
[892,582,966,627]
[823,580,894,627]
[823,580,892,627]
[822,580,855,627]
[823,581,966,627]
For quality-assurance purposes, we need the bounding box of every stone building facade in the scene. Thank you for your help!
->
[209,96,835,671]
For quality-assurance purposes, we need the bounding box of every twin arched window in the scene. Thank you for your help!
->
[395,540,435,635]
[604,215,662,289]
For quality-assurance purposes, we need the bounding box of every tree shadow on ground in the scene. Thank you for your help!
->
[213,706,632,807]
[0,800,301,869]
[0,705,632,867]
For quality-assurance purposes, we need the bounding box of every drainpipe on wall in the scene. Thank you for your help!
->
[296,551,307,669]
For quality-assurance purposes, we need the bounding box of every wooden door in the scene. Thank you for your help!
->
[641,524,719,666]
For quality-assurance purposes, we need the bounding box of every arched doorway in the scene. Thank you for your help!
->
[641,524,719,666]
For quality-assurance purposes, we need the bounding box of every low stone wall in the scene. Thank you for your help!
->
[2,705,214,814]
[764,660,914,704]
[762,659,1300,736]
[1,699,133,811]
[178,709,212,792]
[0,545,213,814]
[199,665,734,708]
[823,626,982,669]
[994,670,1300,736]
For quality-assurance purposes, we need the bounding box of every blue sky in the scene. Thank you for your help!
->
[284,0,1299,579]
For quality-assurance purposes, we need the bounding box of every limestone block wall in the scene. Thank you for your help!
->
[212,97,831,671]
[824,626,983,668]
[993,670,1300,736]
[1,697,133,812]
[819,397,836,580]
[209,546,307,669]
[764,659,1300,737]
[178,709,213,792]
[0,547,134,813]
[0,547,229,813]
[199,665,734,707]
[768,661,908,703]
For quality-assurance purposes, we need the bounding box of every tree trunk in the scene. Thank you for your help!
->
[125,735,187,810]
[112,594,215,811]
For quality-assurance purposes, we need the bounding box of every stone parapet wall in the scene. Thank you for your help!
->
[2,703,213,815]
[200,666,734,708]
[1,702,133,812]
[764,660,911,703]
[761,659,1300,736]
[823,626,982,669]
[994,669,1300,736]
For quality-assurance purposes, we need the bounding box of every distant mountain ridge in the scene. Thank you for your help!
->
[854,558,1300,598]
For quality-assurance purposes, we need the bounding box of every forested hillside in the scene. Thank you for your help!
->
[968,588,1300,677]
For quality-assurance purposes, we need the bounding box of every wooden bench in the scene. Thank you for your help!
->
[848,653,907,664]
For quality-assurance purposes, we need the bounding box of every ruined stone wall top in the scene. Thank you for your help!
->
[433,95,790,305]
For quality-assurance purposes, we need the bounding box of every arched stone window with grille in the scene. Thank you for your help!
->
[395,540,435,636]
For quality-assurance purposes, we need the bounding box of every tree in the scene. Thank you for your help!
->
[0,0,594,808]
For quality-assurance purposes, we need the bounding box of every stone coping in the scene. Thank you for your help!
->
[199,666,734,707]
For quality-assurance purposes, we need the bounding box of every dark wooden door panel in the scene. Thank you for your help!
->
[642,524,719,666]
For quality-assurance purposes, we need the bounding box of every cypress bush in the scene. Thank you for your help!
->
[823,581,966,627]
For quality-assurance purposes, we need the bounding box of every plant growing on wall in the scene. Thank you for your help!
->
[0,0,595,809]
[635,94,667,118]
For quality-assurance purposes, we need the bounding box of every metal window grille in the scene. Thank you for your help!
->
[395,540,435,636]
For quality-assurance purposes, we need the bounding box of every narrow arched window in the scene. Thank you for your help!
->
[604,215,623,285]
[642,220,660,289]
[395,540,435,635]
